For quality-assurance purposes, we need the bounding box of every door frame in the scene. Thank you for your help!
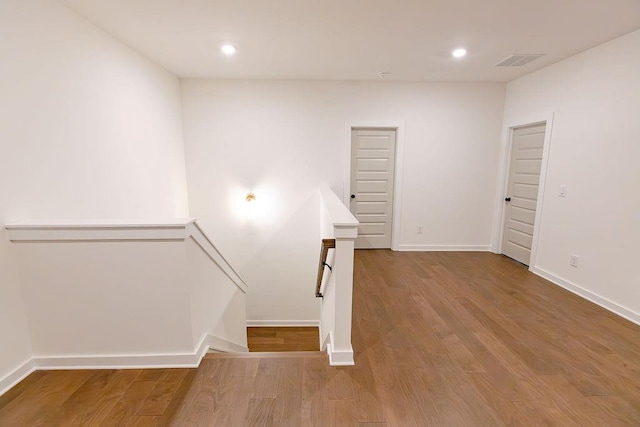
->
[492,112,555,270]
[343,121,405,251]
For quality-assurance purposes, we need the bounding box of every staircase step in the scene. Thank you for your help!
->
[247,326,320,352]
[204,351,326,359]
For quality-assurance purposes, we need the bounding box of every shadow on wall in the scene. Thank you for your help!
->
[241,191,322,323]
[0,227,33,382]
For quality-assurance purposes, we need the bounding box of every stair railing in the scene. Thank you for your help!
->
[315,238,336,298]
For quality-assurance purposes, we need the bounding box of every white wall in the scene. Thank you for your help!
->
[0,0,189,221]
[181,80,506,322]
[501,29,640,322]
[186,237,248,349]
[0,228,32,388]
[15,240,195,356]
[0,0,189,381]
[7,221,248,365]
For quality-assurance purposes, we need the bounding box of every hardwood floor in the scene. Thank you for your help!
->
[2,250,640,425]
[247,327,320,352]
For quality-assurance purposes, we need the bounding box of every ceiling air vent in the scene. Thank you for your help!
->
[495,54,545,67]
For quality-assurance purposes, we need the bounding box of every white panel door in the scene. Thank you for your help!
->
[350,129,396,249]
[502,123,546,265]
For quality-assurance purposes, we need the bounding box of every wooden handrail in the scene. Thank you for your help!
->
[316,238,335,298]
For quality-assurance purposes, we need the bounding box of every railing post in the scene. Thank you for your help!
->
[318,186,359,366]
[329,224,358,365]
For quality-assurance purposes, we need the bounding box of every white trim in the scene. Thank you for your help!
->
[320,328,331,351]
[188,222,248,293]
[4,219,248,294]
[319,186,359,230]
[344,121,405,251]
[195,334,213,361]
[491,113,555,264]
[207,334,249,353]
[246,320,320,327]
[31,333,248,371]
[397,245,491,252]
[33,354,201,370]
[531,267,640,326]
[325,332,354,366]
[0,359,35,397]
[4,223,192,242]
[327,343,354,366]
[527,116,554,268]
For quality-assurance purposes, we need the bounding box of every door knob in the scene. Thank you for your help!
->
[505,197,511,202]
[350,194,356,199]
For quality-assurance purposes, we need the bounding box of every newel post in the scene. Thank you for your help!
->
[330,223,358,365]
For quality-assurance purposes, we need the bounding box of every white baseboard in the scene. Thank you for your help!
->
[531,266,640,326]
[325,332,354,366]
[32,333,248,371]
[206,334,248,353]
[0,334,246,396]
[246,320,320,327]
[0,359,35,397]
[33,354,200,370]
[397,245,491,252]
[320,330,331,352]
[328,345,354,366]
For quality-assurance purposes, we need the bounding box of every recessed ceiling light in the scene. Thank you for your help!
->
[452,48,467,58]
[377,71,391,78]
[221,44,237,56]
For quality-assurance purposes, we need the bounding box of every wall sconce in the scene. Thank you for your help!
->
[246,192,256,202]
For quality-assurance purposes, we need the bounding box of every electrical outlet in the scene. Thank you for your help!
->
[570,254,580,267]
[417,225,424,234]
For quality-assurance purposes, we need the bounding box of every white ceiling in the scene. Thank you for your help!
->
[59,0,640,82]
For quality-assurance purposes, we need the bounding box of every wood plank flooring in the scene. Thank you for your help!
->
[247,327,320,352]
[1,250,640,425]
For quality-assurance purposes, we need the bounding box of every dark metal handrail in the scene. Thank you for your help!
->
[315,239,335,298]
